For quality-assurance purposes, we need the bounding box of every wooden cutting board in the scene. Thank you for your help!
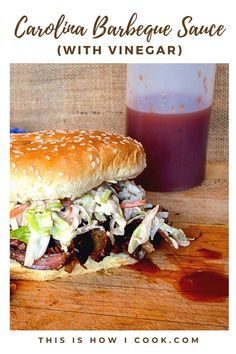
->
[10,163,228,330]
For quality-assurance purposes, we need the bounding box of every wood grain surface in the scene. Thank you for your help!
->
[10,163,228,330]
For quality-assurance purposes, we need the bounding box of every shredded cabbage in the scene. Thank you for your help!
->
[159,223,190,248]
[74,193,95,217]
[10,180,190,263]
[51,212,76,251]
[24,209,53,266]
[10,217,19,231]
[128,205,160,253]
[10,225,30,244]
[128,203,190,253]
[46,200,62,210]
[116,180,145,201]
[101,189,112,203]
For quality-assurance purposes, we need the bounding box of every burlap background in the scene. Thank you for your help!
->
[10,64,228,161]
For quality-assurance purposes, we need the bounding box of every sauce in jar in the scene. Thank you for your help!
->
[126,94,211,192]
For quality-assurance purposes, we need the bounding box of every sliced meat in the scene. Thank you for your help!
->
[141,241,155,254]
[72,232,94,264]
[10,239,21,247]
[10,246,25,264]
[112,218,162,260]
[90,229,112,262]
[64,257,80,273]
[10,239,26,250]
[30,253,70,270]
[60,198,73,208]
[10,246,69,270]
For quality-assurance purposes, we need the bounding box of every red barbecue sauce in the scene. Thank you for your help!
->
[179,271,228,302]
[128,259,228,302]
[126,95,212,192]
[129,258,161,275]
[198,248,222,260]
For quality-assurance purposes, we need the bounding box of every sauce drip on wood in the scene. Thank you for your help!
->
[179,271,228,302]
[128,259,228,303]
[129,258,161,275]
[198,248,222,259]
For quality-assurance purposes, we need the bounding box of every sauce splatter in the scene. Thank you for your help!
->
[128,259,228,303]
[128,258,161,276]
[198,248,222,259]
[179,271,228,302]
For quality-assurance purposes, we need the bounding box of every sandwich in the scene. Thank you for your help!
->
[10,129,190,281]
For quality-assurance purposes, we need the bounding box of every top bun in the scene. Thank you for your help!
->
[10,129,146,203]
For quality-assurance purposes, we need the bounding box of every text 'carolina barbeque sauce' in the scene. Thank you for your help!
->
[126,94,211,192]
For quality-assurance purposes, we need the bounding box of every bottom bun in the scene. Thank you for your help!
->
[10,253,137,281]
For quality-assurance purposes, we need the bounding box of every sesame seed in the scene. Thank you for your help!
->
[47,131,56,136]
[14,168,18,174]
[112,141,118,144]
[80,143,86,146]
[35,170,39,176]
[91,161,96,169]
[11,162,16,168]
[45,155,51,160]
[54,147,58,152]
[23,169,27,175]
[37,176,42,182]
[61,143,66,147]
[58,172,64,177]
[29,165,34,172]
[71,145,75,149]
[31,140,42,144]
[89,155,93,161]
[41,147,48,150]
[96,157,100,164]
[87,147,93,152]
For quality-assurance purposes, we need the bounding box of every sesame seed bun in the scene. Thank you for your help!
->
[10,129,146,203]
